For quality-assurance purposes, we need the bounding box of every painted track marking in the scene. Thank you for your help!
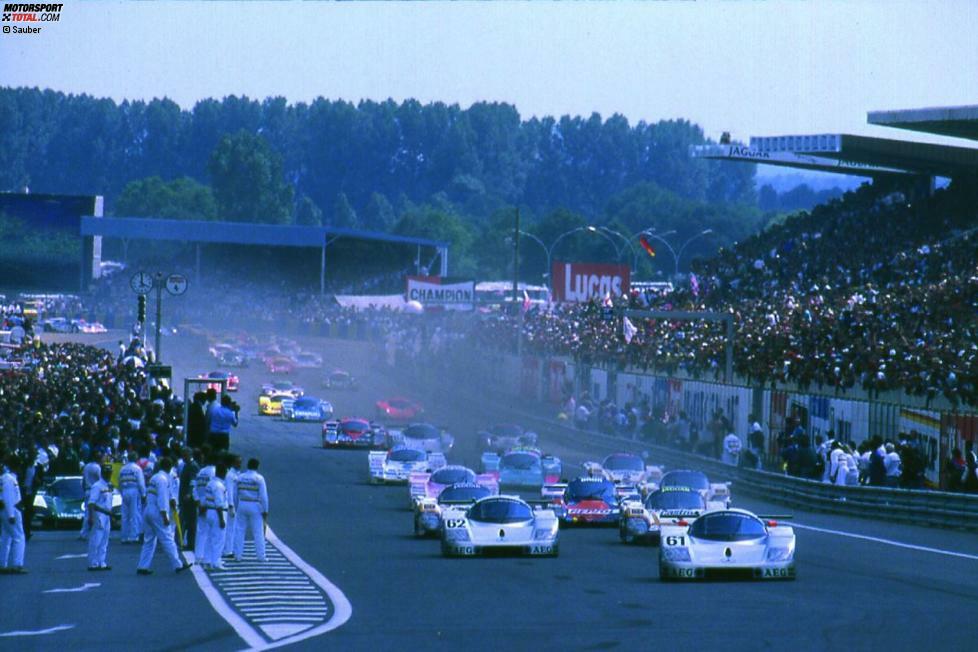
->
[0,624,76,637]
[43,582,101,594]
[794,522,978,561]
[187,526,351,650]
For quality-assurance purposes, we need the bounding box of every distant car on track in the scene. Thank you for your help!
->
[480,423,538,454]
[658,508,795,581]
[322,417,386,449]
[481,446,561,490]
[375,397,423,422]
[413,482,497,537]
[281,396,334,422]
[323,369,358,390]
[294,352,323,369]
[32,476,121,530]
[368,447,446,485]
[265,356,295,374]
[387,423,454,454]
[441,495,559,557]
[409,465,497,507]
[660,469,732,510]
[258,394,286,416]
[582,453,663,495]
[544,476,620,526]
[260,380,303,398]
[619,486,708,544]
[199,370,239,392]
[218,350,248,368]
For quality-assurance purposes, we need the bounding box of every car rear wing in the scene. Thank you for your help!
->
[541,483,567,500]
[542,455,562,479]
[582,460,604,477]
[368,451,386,475]
[645,465,664,485]
[475,473,500,494]
[409,472,431,499]
[427,452,447,471]
[525,499,557,511]
[323,420,339,433]
[280,398,295,417]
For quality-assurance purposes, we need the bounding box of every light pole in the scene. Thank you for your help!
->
[598,226,639,270]
[636,228,712,277]
[517,230,550,284]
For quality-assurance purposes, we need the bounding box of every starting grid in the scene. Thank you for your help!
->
[188,528,351,650]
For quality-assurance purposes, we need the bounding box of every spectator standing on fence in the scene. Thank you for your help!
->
[722,431,742,466]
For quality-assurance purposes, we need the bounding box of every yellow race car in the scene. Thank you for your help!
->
[258,394,286,416]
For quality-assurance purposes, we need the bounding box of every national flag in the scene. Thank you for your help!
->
[623,316,638,344]
[639,235,656,257]
[690,273,700,297]
[522,289,531,313]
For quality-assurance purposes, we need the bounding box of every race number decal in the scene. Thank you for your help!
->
[664,535,686,546]
[445,519,466,529]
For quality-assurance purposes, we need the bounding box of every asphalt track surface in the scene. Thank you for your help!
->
[7,332,978,651]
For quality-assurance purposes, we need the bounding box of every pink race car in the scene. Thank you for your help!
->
[408,465,497,508]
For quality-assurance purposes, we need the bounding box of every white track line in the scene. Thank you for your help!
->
[186,526,352,651]
[0,624,75,637]
[794,522,978,561]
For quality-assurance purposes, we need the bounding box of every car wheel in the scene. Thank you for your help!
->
[413,517,425,537]
[620,526,635,544]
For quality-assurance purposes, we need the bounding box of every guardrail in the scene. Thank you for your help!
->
[480,397,978,532]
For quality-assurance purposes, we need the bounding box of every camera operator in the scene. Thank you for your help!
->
[205,393,239,452]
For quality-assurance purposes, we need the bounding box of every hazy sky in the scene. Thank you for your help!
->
[2,1,977,147]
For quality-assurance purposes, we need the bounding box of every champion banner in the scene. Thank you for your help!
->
[406,276,475,310]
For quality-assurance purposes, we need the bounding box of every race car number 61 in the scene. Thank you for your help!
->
[665,535,686,546]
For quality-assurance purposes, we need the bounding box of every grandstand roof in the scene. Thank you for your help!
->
[747,133,978,178]
[868,104,978,141]
[80,216,449,249]
[689,143,911,177]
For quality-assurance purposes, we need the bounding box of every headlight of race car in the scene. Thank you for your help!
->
[533,527,557,540]
[444,528,470,542]
[662,547,691,562]
[420,513,440,529]
[766,547,794,562]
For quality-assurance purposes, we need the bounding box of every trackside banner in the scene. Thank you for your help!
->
[406,276,475,310]
[551,261,630,303]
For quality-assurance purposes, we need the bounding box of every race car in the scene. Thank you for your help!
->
[41,317,77,333]
[71,319,108,334]
[582,453,663,495]
[441,495,559,557]
[322,417,386,448]
[32,476,122,530]
[618,485,708,544]
[413,482,496,537]
[294,352,323,369]
[258,394,286,416]
[199,370,240,392]
[658,509,795,581]
[217,350,248,368]
[368,447,446,485]
[281,396,334,422]
[260,380,303,399]
[481,446,561,490]
[409,465,497,507]
[375,397,423,423]
[544,476,620,526]
[265,356,295,374]
[323,369,358,390]
[480,423,538,454]
[387,423,454,454]
[660,469,732,510]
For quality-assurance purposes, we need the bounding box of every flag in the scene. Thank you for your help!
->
[521,289,531,313]
[639,234,656,257]
[623,316,637,344]
[690,273,700,297]
[602,292,613,308]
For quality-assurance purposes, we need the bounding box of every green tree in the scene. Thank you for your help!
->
[361,192,395,231]
[393,204,476,277]
[208,130,293,223]
[115,176,217,220]
[331,192,360,229]
[294,194,323,226]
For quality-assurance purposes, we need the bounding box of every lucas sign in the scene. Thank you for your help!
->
[406,276,475,310]
[551,262,630,303]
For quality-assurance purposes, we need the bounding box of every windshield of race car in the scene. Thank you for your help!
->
[603,453,644,471]
[566,478,616,502]
[432,468,476,485]
[439,485,491,504]
[501,452,539,470]
[405,423,440,440]
[294,397,320,409]
[48,478,85,500]
[341,419,370,434]
[272,382,293,390]
[389,448,426,462]
[645,489,707,511]
[467,499,534,523]
[491,424,523,438]
[208,371,229,379]
[689,512,767,541]
[389,398,411,409]
[331,371,349,381]
[661,470,710,491]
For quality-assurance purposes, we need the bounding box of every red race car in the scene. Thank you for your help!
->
[375,397,424,423]
[265,356,295,374]
[199,370,239,392]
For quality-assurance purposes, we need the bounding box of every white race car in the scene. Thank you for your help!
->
[409,466,498,508]
[441,495,559,557]
[368,447,446,485]
[659,469,731,510]
[659,508,795,581]
[413,482,497,537]
[582,453,663,495]
[387,423,454,454]
[619,485,708,544]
